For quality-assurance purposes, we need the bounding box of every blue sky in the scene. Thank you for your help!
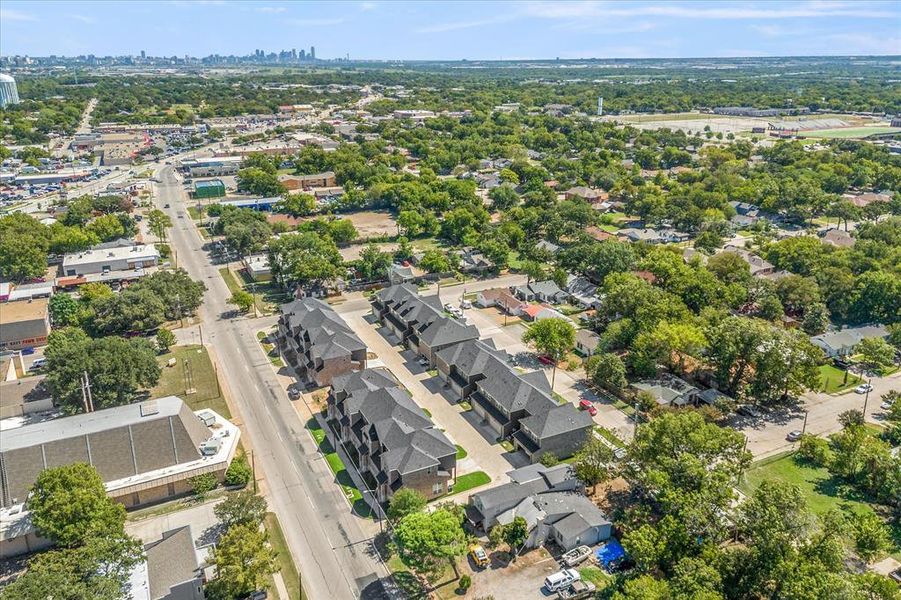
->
[1,1,899,60]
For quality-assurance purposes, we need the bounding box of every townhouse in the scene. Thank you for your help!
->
[325,369,456,502]
[277,298,367,387]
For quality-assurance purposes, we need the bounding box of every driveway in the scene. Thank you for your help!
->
[459,546,562,600]
[126,497,223,546]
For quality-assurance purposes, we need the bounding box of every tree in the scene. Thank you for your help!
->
[139,269,207,321]
[520,258,546,284]
[503,516,528,559]
[275,193,316,217]
[630,321,706,376]
[208,523,278,600]
[393,507,467,579]
[49,293,80,327]
[706,251,751,286]
[268,232,343,290]
[488,185,519,212]
[856,337,895,369]
[852,512,891,563]
[29,463,127,547]
[801,302,830,335]
[189,473,218,501]
[357,243,392,281]
[147,209,173,241]
[585,352,627,392]
[86,213,127,242]
[387,488,428,521]
[798,434,833,467]
[522,317,576,388]
[92,286,166,334]
[224,452,253,487]
[236,167,286,197]
[572,437,613,493]
[214,490,268,529]
[44,328,161,413]
[0,212,50,281]
[155,328,176,352]
[419,249,451,273]
[49,224,99,254]
[229,290,255,313]
[327,219,358,244]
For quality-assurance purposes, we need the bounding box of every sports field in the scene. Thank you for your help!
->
[799,126,901,139]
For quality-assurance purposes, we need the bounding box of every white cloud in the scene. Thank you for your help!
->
[70,14,97,24]
[256,6,287,13]
[360,1,377,10]
[287,17,346,26]
[520,1,894,20]
[0,8,36,21]
[416,15,516,33]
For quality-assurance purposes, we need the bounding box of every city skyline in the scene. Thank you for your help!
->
[1,0,899,60]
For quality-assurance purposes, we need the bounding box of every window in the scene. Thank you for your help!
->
[432,483,443,495]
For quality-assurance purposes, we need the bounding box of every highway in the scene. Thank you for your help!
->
[153,166,394,600]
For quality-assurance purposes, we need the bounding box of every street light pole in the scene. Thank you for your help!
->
[801,409,809,436]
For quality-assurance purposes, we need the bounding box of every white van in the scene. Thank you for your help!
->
[544,568,580,593]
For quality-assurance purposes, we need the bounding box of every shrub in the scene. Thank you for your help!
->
[157,243,171,259]
[539,452,560,467]
[458,574,472,592]
[189,473,218,501]
[224,453,252,487]
[797,434,832,467]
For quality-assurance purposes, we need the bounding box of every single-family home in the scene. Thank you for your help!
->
[242,254,271,281]
[719,246,775,277]
[475,288,526,315]
[513,280,568,304]
[574,330,601,357]
[810,325,889,358]
[584,226,616,243]
[134,526,206,600]
[632,374,701,407]
[535,240,561,255]
[617,228,664,244]
[565,187,608,203]
[456,248,495,274]
[387,263,416,285]
[820,229,855,248]
[277,298,367,387]
[521,304,567,322]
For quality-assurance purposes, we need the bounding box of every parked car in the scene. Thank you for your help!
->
[854,384,873,394]
[461,300,472,309]
[578,399,597,416]
[418,357,429,366]
[880,400,894,411]
[544,569,581,593]
[538,355,554,365]
[443,303,454,312]
[562,545,592,567]
[29,358,47,371]
[288,388,301,400]
[786,430,803,442]
[737,404,763,418]
[468,544,489,568]
[557,580,596,600]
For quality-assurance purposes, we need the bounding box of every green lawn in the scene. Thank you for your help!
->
[740,452,900,560]
[265,512,305,600]
[455,445,468,460]
[578,565,611,589]
[306,418,370,517]
[799,126,901,139]
[448,471,490,495]
[818,364,863,394]
[595,426,626,449]
[257,331,284,367]
[219,267,243,295]
[150,345,228,418]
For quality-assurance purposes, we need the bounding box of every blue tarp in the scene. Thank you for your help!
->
[595,538,626,568]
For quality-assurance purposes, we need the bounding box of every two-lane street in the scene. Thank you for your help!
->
[153,167,393,600]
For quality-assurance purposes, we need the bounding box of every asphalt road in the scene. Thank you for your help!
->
[153,166,393,600]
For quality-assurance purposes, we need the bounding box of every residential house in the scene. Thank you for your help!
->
[535,240,561,255]
[585,226,616,243]
[435,339,508,401]
[574,329,601,357]
[242,254,271,281]
[521,304,567,322]
[565,276,601,310]
[135,526,205,600]
[466,464,612,551]
[719,246,775,277]
[513,280,568,304]
[470,359,592,462]
[633,374,701,407]
[565,187,608,203]
[810,325,889,359]
[617,228,665,244]
[821,229,855,248]
[0,298,50,350]
[456,248,495,274]
[325,369,456,502]
[475,288,526,315]
[416,316,480,368]
[277,298,367,387]
[387,264,416,285]
[844,191,891,209]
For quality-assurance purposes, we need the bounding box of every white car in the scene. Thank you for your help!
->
[461,300,472,309]
[786,430,803,442]
[854,384,873,394]
[881,400,894,411]
[545,568,581,593]
[443,303,454,312]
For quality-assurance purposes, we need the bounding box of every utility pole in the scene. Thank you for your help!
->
[862,378,873,417]
[801,409,809,435]
[251,449,257,493]
[81,371,94,413]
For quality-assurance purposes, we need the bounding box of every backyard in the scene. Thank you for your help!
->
[739,452,900,560]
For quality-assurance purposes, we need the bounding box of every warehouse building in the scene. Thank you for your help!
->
[179,156,242,177]
[192,179,226,199]
[61,242,160,277]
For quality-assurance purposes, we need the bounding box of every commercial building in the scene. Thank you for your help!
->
[191,179,226,199]
[61,241,160,277]
[0,73,20,108]
[179,156,242,177]
[279,171,337,190]
[242,254,271,281]
[277,298,367,387]
[325,369,456,503]
[218,197,279,212]
[0,396,239,511]
[0,298,50,350]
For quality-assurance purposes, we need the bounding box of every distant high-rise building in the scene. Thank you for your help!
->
[300,49,306,60]
[0,73,21,108]
[597,96,603,116]
[310,46,315,60]
[141,50,146,59]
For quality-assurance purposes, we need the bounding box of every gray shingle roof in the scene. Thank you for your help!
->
[519,404,593,439]
[435,339,505,377]
[144,526,200,600]
[419,316,479,348]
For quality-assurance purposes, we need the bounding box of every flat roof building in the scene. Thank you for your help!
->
[62,242,160,277]
[0,298,50,351]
